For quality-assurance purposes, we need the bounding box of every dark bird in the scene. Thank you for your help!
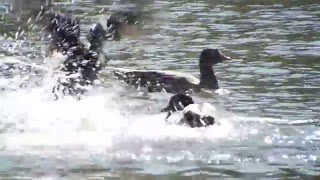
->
[34,6,81,55]
[112,48,231,94]
[161,93,217,128]
[33,7,105,98]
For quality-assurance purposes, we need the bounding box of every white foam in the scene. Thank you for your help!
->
[0,77,236,155]
[0,57,262,162]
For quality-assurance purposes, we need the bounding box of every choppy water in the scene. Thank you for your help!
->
[0,0,320,179]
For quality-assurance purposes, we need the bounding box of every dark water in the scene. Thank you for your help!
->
[0,0,320,179]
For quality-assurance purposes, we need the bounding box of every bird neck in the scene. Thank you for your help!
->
[199,64,219,89]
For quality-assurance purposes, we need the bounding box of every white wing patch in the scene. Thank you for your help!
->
[183,103,217,118]
[214,88,231,95]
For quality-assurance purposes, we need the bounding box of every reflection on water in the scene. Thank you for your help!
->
[0,0,320,179]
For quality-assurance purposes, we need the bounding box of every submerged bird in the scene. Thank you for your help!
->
[104,11,142,41]
[112,48,231,94]
[88,10,143,42]
[161,93,217,128]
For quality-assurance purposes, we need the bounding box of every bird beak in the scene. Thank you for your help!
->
[220,52,231,61]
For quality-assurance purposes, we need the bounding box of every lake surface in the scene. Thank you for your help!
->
[0,0,320,179]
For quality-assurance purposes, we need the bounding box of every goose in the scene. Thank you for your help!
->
[88,10,143,42]
[112,48,231,94]
[51,23,105,97]
[34,6,81,55]
[33,9,105,97]
[161,93,217,128]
